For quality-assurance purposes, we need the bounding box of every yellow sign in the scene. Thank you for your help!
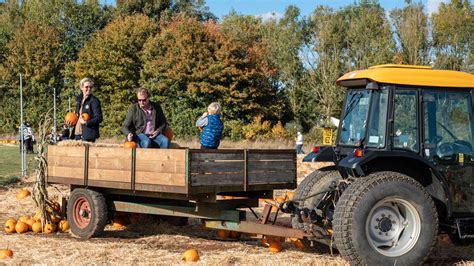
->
[323,128,333,145]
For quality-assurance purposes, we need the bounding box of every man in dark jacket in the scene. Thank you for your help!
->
[72,77,103,142]
[122,87,169,148]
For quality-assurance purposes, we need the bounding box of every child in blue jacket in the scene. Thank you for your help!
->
[196,102,224,149]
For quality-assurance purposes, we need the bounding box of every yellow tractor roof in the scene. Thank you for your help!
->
[336,64,474,88]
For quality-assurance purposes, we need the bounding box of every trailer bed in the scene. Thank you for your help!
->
[47,146,296,195]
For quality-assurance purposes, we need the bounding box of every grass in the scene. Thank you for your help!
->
[0,144,37,184]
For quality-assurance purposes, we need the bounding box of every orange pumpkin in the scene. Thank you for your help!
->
[50,215,61,223]
[123,141,137,149]
[25,218,35,230]
[81,113,90,121]
[182,249,199,262]
[0,249,13,259]
[64,112,78,126]
[33,211,42,221]
[43,223,56,234]
[268,239,283,253]
[287,191,295,200]
[32,221,42,233]
[163,126,173,141]
[216,230,230,238]
[4,220,16,233]
[16,189,30,200]
[18,216,29,223]
[230,231,241,239]
[58,220,69,232]
[15,221,29,233]
[293,239,305,250]
[111,217,127,229]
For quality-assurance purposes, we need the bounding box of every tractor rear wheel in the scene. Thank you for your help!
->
[67,188,108,239]
[333,171,438,265]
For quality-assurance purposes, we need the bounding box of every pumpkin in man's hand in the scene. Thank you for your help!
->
[64,112,78,126]
[81,113,90,121]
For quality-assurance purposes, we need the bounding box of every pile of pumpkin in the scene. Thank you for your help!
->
[4,189,69,235]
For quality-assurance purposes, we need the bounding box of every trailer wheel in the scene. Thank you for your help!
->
[67,188,108,239]
[333,172,438,265]
[291,167,339,230]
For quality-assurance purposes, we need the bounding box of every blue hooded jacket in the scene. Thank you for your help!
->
[200,114,224,148]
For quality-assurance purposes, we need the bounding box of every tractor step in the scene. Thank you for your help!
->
[455,218,474,239]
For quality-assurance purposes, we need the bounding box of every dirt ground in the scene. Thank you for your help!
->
[0,155,473,265]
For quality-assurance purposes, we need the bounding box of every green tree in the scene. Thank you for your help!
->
[342,0,395,70]
[0,21,63,132]
[65,14,158,136]
[262,6,310,128]
[431,0,473,71]
[390,0,429,65]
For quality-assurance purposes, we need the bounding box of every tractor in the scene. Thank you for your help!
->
[286,64,473,264]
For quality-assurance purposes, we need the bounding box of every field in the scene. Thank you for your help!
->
[0,142,473,265]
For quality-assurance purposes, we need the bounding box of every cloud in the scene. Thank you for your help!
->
[426,0,448,15]
[257,11,283,21]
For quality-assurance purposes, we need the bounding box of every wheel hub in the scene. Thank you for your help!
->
[378,217,392,232]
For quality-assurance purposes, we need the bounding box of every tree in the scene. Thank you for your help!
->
[262,6,310,128]
[141,15,281,137]
[342,0,395,70]
[431,0,473,71]
[0,21,63,132]
[390,0,429,65]
[66,15,158,136]
[116,0,215,22]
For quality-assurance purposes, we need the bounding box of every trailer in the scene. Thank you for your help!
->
[47,145,315,241]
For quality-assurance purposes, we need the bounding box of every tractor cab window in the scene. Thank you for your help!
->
[367,88,389,148]
[393,90,419,152]
[423,90,473,163]
[339,89,371,146]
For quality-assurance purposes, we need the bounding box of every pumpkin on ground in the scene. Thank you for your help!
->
[123,141,137,149]
[293,239,305,250]
[268,239,283,253]
[15,221,29,233]
[182,249,199,262]
[287,191,295,200]
[81,113,90,121]
[64,112,78,126]
[43,223,57,234]
[0,249,13,259]
[18,216,29,223]
[25,219,35,230]
[32,221,42,233]
[4,220,16,233]
[216,230,230,238]
[16,189,30,200]
[230,231,241,239]
[33,211,42,222]
[58,220,70,232]
[111,217,127,229]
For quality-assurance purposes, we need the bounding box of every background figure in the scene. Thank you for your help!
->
[18,122,34,153]
[295,131,304,154]
[122,87,169,149]
[73,77,103,142]
[196,102,224,149]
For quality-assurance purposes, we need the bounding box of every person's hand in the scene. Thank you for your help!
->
[201,112,208,118]
[127,133,133,142]
[78,117,86,125]
[150,130,159,139]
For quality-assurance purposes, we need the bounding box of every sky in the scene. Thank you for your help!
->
[204,0,450,20]
[100,0,450,19]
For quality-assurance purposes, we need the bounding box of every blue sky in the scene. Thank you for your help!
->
[101,0,450,18]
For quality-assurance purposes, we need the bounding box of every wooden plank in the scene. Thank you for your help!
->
[135,172,186,186]
[134,183,187,194]
[88,147,131,159]
[190,161,244,173]
[88,158,132,170]
[248,170,296,184]
[48,156,82,167]
[47,176,83,185]
[88,169,130,182]
[88,180,130,190]
[191,173,243,186]
[136,160,185,173]
[248,160,296,171]
[248,153,295,160]
[48,166,84,179]
[136,149,186,162]
[190,152,244,161]
[48,145,85,157]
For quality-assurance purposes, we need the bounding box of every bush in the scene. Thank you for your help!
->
[271,121,288,140]
[223,120,245,141]
[284,120,302,138]
[242,116,272,140]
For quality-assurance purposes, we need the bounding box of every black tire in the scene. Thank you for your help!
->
[291,168,340,230]
[333,172,438,265]
[67,188,108,239]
